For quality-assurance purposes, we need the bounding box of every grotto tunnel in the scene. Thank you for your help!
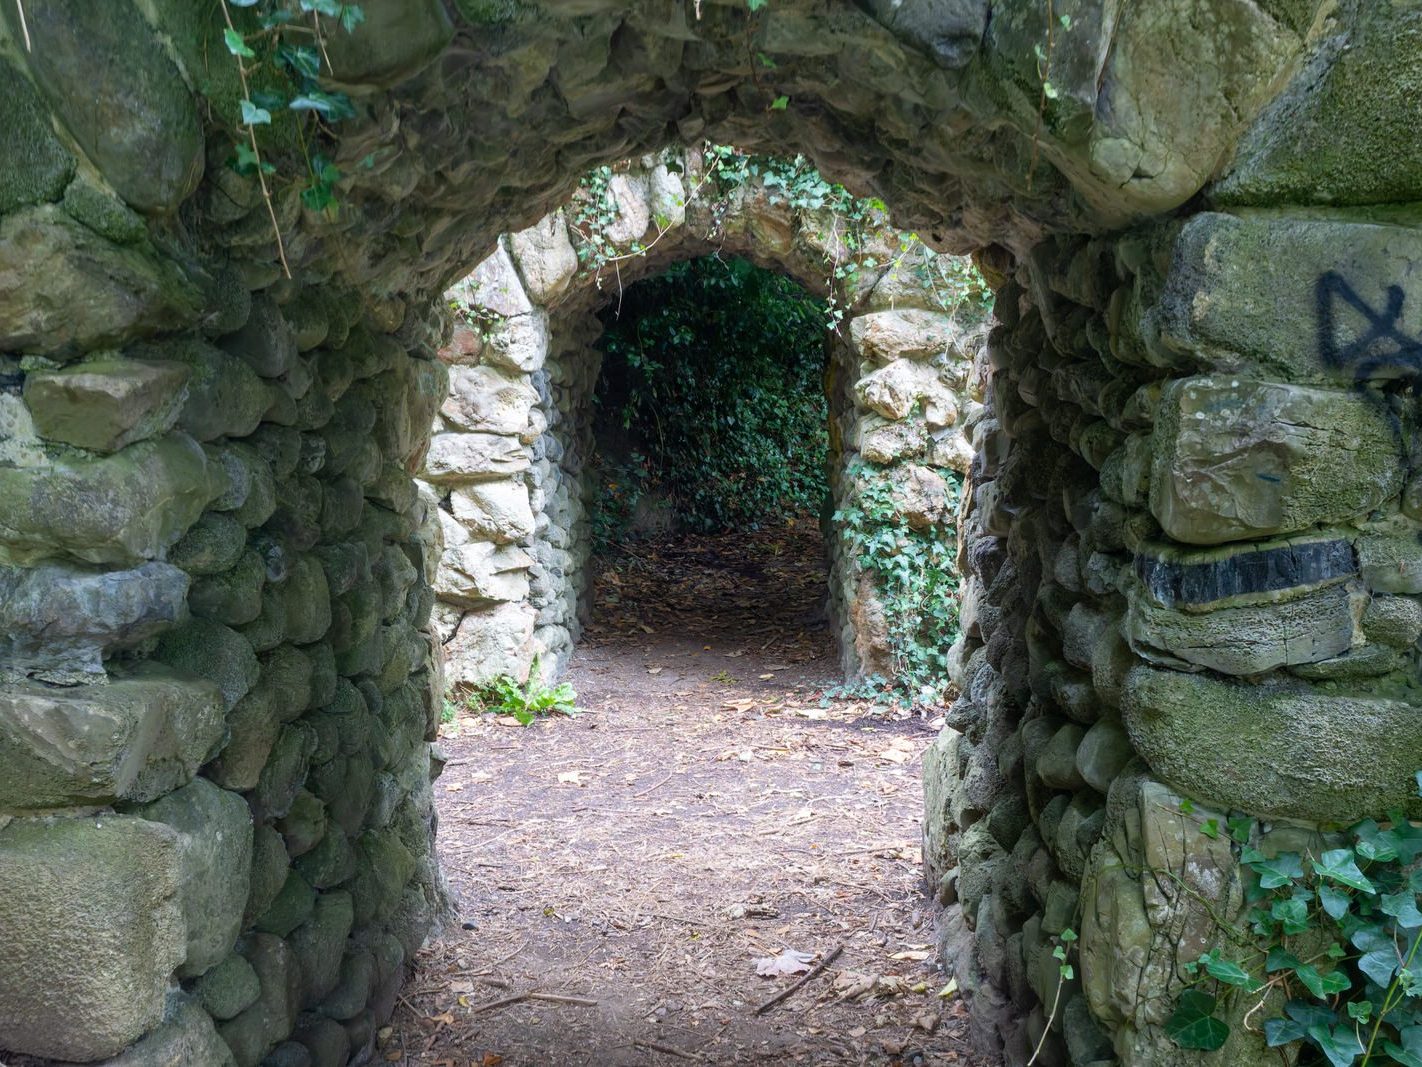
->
[2,1,1422,1065]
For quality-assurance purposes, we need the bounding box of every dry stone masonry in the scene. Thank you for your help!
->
[0,1,1419,1064]
[419,146,980,689]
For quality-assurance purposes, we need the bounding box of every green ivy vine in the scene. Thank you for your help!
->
[568,145,994,333]
[218,0,368,274]
[1166,778,1422,1066]
[831,461,963,706]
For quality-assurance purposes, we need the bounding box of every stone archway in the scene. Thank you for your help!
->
[0,2,1419,1065]
[416,144,983,692]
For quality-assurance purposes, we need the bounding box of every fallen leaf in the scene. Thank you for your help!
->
[495,715,523,727]
[915,1011,940,1032]
[889,949,931,961]
[722,698,756,713]
[557,770,585,786]
[469,771,493,783]
[937,978,960,999]
[444,782,464,793]
[755,948,817,977]
[758,673,774,680]
[647,666,664,675]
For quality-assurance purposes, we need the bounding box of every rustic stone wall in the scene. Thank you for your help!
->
[0,0,1418,1064]
[925,214,1422,1064]
[418,146,981,688]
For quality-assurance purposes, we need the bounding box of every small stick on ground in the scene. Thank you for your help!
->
[633,770,676,798]
[753,944,845,1016]
[634,1038,702,1061]
[474,989,600,1013]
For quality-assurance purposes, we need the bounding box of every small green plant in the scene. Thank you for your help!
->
[471,658,581,725]
[833,461,962,707]
[218,0,369,274]
[440,698,458,725]
[1165,774,1422,1065]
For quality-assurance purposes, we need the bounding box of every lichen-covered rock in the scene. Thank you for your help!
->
[135,778,253,978]
[1122,664,1422,822]
[195,953,262,1022]
[1148,213,1422,382]
[137,338,271,442]
[0,58,75,214]
[0,667,224,810]
[218,934,301,1067]
[1126,580,1363,675]
[99,993,238,1067]
[0,814,185,1061]
[23,358,190,452]
[1149,376,1404,545]
[0,207,202,356]
[0,433,220,566]
[7,0,203,214]
[1215,5,1422,207]
[154,617,260,711]
[0,560,190,676]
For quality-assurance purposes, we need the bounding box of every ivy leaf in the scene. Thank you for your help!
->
[1200,951,1261,991]
[223,27,256,58]
[276,43,321,82]
[1165,989,1229,1051]
[1315,849,1376,893]
[1264,1016,1309,1047]
[1384,1026,1422,1067]
[1245,849,1305,890]
[289,92,357,120]
[1305,1023,1364,1067]
[1227,816,1253,844]
[1358,947,1399,987]
[1266,947,1303,973]
[1272,895,1310,935]
[240,99,272,126]
[1382,891,1422,930]
[1200,818,1220,840]
[340,4,366,32]
[1319,884,1351,920]
[1294,964,1351,1000]
[300,0,343,14]
[229,0,260,6]
[770,96,789,110]
[746,0,769,10]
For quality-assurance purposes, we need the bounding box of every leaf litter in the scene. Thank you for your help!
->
[387,526,991,1066]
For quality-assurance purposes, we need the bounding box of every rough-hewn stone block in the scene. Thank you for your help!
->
[1122,665,1422,822]
[0,667,224,810]
[1149,376,1405,545]
[0,815,185,1061]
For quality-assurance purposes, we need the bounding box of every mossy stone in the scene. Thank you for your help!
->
[195,953,262,1021]
[170,512,247,577]
[0,59,74,214]
[255,870,316,939]
[6,0,203,214]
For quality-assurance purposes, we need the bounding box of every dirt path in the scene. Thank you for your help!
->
[386,528,991,1066]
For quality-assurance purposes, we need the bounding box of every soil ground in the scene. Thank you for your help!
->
[386,526,992,1066]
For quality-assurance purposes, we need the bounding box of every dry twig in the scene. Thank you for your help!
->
[753,944,845,1016]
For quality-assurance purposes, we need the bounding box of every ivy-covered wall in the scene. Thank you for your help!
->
[416,146,983,692]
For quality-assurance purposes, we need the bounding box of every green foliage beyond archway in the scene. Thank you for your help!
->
[592,256,830,542]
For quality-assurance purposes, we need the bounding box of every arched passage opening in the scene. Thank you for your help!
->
[1,4,1420,1067]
